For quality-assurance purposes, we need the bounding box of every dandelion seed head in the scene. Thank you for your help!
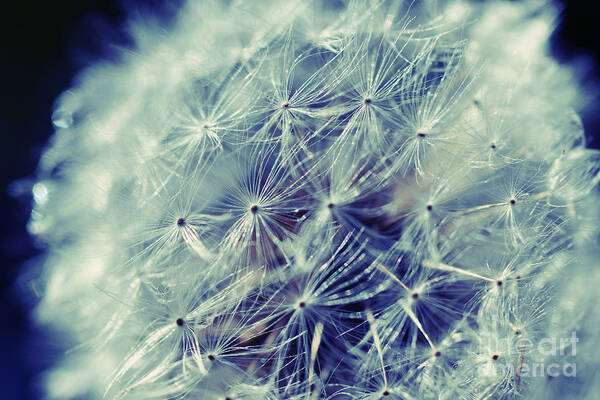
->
[24,0,600,399]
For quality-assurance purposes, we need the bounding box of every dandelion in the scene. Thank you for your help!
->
[25,1,600,399]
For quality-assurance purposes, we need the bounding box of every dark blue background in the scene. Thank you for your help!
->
[0,1,598,398]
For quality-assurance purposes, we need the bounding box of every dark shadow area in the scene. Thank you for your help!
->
[552,0,600,149]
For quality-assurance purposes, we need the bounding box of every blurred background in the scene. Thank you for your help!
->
[0,1,598,398]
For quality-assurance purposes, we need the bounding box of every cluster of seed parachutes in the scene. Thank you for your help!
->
[30,1,600,399]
